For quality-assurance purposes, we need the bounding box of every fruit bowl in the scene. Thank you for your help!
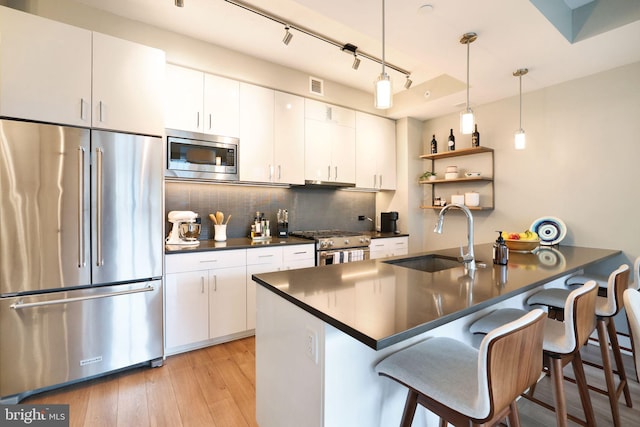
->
[505,239,540,252]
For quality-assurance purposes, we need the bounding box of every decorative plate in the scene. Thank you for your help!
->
[530,216,567,246]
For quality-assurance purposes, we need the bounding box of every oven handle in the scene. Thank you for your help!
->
[9,285,155,310]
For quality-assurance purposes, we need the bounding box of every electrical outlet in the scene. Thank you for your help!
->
[305,327,318,363]
[358,215,365,221]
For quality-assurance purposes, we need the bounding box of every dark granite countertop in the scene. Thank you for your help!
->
[252,243,620,350]
[165,236,314,254]
[364,231,410,239]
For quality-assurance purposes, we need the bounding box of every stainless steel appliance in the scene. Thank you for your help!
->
[0,119,163,403]
[165,128,238,181]
[289,230,371,266]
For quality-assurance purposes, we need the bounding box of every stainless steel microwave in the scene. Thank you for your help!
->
[165,129,238,181]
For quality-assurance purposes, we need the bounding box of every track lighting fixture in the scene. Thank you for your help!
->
[404,76,413,89]
[459,32,477,134]
[175,0,184,7]
[352,55,361,70]
[513,68,528,150]
[282,26,293,46]
[374,0,392,109]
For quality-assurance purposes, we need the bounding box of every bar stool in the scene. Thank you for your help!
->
[527,264,631,427]
[375,309,545,427]
[624,289,640,382]
[469,281,598,427]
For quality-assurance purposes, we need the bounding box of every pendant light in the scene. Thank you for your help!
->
[459,32,477,134]
[513,68,528,150]
[374,0,392,109]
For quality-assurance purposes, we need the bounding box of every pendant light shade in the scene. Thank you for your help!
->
[374,0,392,109]
[460,32,477,134]
[513,68,528,150]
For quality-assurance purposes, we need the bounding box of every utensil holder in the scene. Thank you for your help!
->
[214,224,227,242]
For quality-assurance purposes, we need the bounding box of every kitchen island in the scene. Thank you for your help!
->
[252,243,619,427]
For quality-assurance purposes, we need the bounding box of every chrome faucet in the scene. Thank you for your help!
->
[433,203,476,270]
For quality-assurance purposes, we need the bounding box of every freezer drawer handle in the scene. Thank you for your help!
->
[9,284,155,310]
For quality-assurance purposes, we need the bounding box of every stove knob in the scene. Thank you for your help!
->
[320,241,327,249]
[360,237,370,244]
[344,239,350,245]
[328,240,334,247]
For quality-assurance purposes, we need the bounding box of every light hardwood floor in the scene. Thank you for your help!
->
[23,337,640,426]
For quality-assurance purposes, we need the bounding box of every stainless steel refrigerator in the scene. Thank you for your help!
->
[0,119,163,403]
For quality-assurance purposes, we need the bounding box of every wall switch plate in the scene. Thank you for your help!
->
[305,327,318,364]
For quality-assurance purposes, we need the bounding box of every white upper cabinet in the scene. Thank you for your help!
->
[92,32,165,135]
[165,64,204,133]
[0,6,165,135]
[304,99,356,184]
[274,91,305,185]
[0,6,92,126]
[355,112,396,190]
[165,64,239,137]
[240,84,305,184]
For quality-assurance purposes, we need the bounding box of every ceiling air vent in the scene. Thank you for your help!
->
[309,77,324,96]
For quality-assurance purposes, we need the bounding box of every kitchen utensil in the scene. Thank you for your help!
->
[530,216,567,246]
[179,222,201,241]
[216,211,224,225]
[209,213,218,225]
[225,214,232,225]
[451,194,465,205]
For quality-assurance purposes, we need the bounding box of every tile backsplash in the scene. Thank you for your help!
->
[165,182,376,240]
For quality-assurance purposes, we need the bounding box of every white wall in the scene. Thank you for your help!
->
[421,61,640,278]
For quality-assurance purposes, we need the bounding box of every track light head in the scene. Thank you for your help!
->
[282,26,293,46]
[175,0,184,7]
[404,76,413,89]
[352,55,361,70]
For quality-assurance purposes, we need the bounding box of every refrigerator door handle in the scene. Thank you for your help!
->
[78,146,86,267]
[96,147,104,267]
[9,284,155,310]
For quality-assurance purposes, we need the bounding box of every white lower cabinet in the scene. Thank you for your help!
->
[165,244,314,354]
[369,237,409,259]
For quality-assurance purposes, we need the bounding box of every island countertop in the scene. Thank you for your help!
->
[252,243,619,350]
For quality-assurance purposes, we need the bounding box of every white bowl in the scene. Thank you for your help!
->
[465,172,481,178]
[444,172,459,180]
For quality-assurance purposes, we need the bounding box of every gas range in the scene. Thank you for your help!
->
[289,230,371,265]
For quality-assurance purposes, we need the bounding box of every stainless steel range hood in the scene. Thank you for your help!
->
[301,180,356,189]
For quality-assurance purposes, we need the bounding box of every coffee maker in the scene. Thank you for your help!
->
[380,212,399,233]
[166,210,201,246]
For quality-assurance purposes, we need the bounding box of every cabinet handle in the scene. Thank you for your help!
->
[201,276,205,293]
[379,175,383,188]
[373,174,377,188]
[196,112,200,128]
[208,113,212,130]
[213,275,217,291]
[278,165,282,180]
[269,164,273,180]
[77,146,86,267]
[327,165,331,181]
[98,101,104,122]
[80,98,87,121]
[334,166,338,181]
[258,254,274,258]
[200,259,217,263]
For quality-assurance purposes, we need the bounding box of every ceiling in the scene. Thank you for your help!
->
[74,0,640,120]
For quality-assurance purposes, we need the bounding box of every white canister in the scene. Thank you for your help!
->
[464,192,480,207]
[451,194,465,205]
[214,224,227,241]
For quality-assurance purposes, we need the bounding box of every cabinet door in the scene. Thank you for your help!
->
[165,271,209,349]
[204,74,239,137]
[0,6,91,126]
[331,124,356,184]
[274,92,305,185]
[92,32,165,135]
[165,64,204,133]
[282,245,315,270]
[355,113,379,189]
[377,117,397,190]
[240,83,274,182]
[305,119,333,181]
[246,248,283,330]
[209,266,247,339]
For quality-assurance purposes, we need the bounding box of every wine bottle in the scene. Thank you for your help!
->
[448,129,455,151]
[430,134,437,154]
[472,124,480,147]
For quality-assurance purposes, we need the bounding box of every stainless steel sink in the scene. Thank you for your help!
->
[383,254,465,273]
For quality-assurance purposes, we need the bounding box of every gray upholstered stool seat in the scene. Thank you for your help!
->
[469,281,599,427]
[376,309,545,427]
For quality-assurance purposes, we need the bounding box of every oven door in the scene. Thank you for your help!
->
[318,247,370,265]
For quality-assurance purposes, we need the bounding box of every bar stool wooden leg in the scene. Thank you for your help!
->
[550,357,569,427]
[399,390,418,427]
[606,317,632,406]
[573,352,597,427]
[597,318,621,426]
[508,401,522,427]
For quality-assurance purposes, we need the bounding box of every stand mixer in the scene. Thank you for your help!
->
[166,211,201,246]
